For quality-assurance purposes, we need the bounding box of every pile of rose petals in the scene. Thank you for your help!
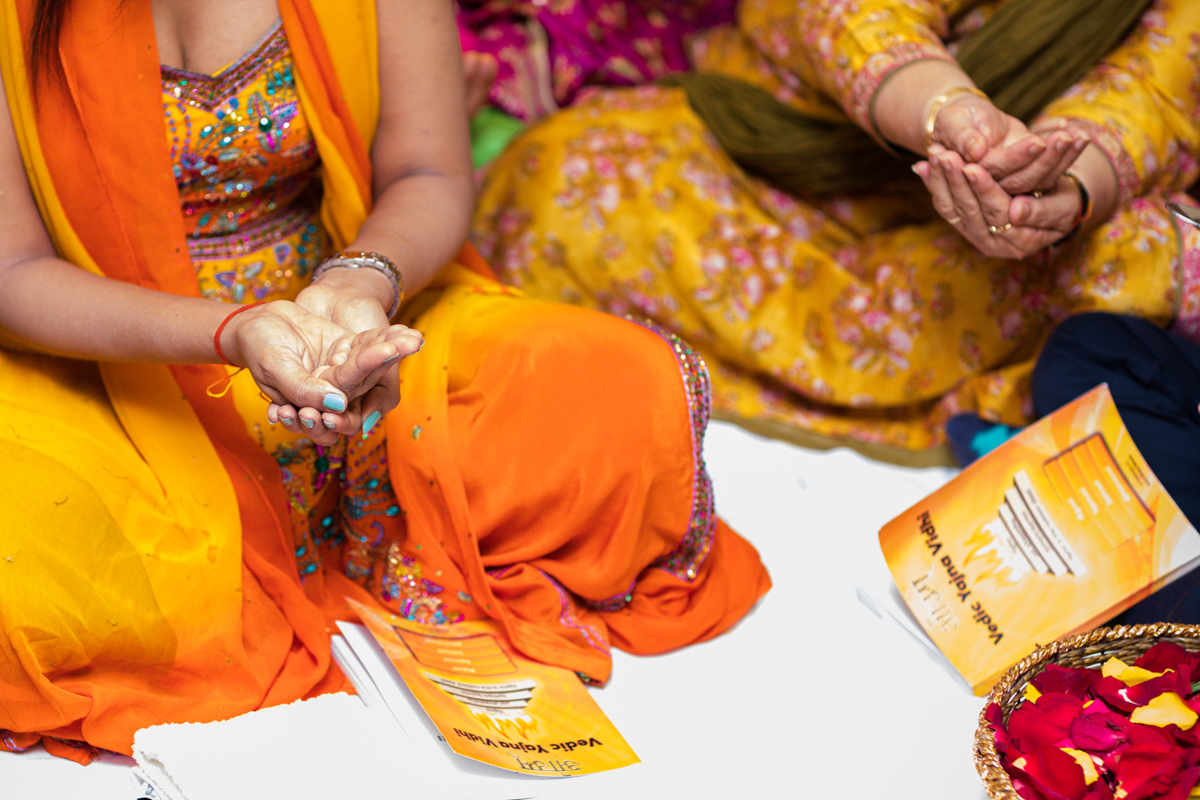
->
[988,642,1200,800]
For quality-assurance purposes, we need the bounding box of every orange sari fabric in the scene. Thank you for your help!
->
[0,0,770,762]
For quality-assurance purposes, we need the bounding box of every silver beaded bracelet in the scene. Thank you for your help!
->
[311,251,406,318]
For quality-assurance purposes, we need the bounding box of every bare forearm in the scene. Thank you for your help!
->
[873,60,977,153]
[0,255,232,364]
[346,172,474,299]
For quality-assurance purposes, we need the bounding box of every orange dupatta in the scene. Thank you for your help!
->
[0,0,379,761]
[0,0,771,761]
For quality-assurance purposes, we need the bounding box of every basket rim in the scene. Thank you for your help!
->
[973,622,1200,800]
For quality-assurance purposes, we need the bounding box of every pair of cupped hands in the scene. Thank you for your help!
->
[224,273,423,446]
[911,92,1092,260]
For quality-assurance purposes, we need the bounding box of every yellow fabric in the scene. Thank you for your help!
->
[1,0,771,760]
[0,3,243,563]
[0,0,369,754]
[473,0,1198,450]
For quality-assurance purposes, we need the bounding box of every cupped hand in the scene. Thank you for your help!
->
[267,323,424,446]
[914,145,1081,260]
[295,275,391,335]
[221,299,365,412]
[282,270,421,444]
[930,94,1089,195]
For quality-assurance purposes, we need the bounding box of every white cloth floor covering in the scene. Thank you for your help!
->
[0,421,990,799]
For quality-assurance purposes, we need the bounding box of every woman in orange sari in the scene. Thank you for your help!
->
[0,0,770,762]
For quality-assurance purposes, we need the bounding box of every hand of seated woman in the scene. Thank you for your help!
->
[930,94,1090,196]
[266,323,423,445]
[914,145,1082,260]
[220,299,421,444]
[273,265,422,443]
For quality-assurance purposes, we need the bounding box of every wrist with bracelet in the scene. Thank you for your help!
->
[311,251,406,318]
[924,86,988,154]
[1057,171,1093,243]
[213,301,265,366]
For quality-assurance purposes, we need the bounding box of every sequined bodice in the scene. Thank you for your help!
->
[162,22,325,303]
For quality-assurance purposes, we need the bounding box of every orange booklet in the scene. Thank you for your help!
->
[347,597,640,776]
[879,385,1200,695]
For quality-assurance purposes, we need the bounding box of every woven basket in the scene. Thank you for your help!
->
[974,622,1200,799]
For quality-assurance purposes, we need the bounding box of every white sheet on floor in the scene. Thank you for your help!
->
[0,421,990,800]
[131,694,414,800]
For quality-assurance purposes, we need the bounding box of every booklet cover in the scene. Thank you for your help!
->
[347,597,640,777]
[879,384,1200,695]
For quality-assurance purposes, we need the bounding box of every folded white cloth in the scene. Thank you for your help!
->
[132,693,421,800]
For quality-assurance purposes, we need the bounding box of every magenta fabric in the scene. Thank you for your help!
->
[458,0,736,121]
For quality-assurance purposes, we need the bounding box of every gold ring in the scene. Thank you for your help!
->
[1030,190,1044,199]
[946,216,962,225]
[988,222,1014,234]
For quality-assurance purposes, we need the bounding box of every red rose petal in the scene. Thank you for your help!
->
[1154,765,1200,800]
[1011,697,1086,752]
[1070,713,1129,753]
[988,702,1013,755]
[1081,778,1115,800]
[1095,675,1143,712]
[1014,746,1088,800]
[1036,664,1101,699]
[1013,776,1050,800]
[1114,742,1186,800]
[1135,643,1200,675]
[1096,670,1193,711]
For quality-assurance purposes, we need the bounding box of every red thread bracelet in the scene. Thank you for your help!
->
[213,302,265,366]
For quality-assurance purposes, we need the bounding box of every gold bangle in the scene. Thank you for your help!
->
[1055,171,1093,244]
[1061,172,1093,225]
[924,86,988,154]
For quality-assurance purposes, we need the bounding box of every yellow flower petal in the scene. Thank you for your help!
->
[1120,666,1168,686]
[1102,657,1130,678]
[1129,691,1198,730]
[1062,748,1099,785]
[1024,683,1043,704]
[1099,656,1169,686]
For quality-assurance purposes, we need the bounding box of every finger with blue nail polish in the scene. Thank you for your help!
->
[362,410,381,439]
[324,392,347,412]
[269,401,301,430]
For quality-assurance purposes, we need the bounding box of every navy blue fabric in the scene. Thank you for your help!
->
[1032,312,1200,624]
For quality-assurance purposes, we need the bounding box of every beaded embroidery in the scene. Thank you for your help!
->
[628,318,717,583]
[160,25,464,622]
[339,427,464,624]
[536,568,611,656]
[0,730,32,753]
[162,22,323,304]
[271,439,347,578]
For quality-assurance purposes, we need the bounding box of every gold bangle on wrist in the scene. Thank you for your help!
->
[924,86,988,154]
[1056,172,1093,244]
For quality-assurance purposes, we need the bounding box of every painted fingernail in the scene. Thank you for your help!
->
[324,392,347,412]
[280,415,294,425]
[362,410,381,439]
[384,353,401,363]
[301,417,316,429]
[323,419,337,430]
